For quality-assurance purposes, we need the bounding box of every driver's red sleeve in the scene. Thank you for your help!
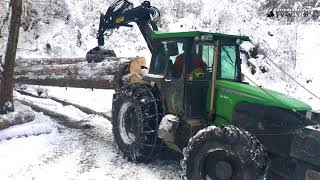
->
[195,56,207,70]
[174,54,184,76]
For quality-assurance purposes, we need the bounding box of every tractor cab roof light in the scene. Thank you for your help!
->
[236,39,243,44]
[201,35,213,41]
[194,36,200,41]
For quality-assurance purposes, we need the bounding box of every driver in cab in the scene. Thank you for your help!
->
[173,45,207,79]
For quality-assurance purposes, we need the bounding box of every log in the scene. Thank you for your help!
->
[17,98,93,129]
[16,57,86,66]
[15,89,112,121]
[15,76,115,89]
[14,57,146,89]
[0,111,35,130]
[15,57,144,67]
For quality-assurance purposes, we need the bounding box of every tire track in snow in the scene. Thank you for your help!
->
[23,128,80,174]
[3,93,182,179]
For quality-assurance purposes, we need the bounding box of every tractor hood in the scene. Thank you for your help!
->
[216,80,312,112]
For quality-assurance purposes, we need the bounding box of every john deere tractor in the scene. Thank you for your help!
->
[88,1,320,179]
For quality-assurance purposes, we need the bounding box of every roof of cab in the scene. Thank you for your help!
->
[151,31,250,41]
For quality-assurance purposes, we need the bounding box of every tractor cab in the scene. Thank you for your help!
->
[105,2,320,178]
[147,30,314,151]
[148,31,248,120]
[146,31,250,146]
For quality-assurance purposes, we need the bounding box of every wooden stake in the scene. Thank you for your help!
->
[210,41,219,114]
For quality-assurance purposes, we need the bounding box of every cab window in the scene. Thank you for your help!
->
[164,41,185,79]
[197,44,214,73]
[163,41,184,64]
[220,45,237,80]
[149,41,185,77]
[149,42,166,75]
[192,43,214,80]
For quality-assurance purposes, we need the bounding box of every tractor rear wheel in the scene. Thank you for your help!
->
[112,84,163,162]
[182,126,270,180]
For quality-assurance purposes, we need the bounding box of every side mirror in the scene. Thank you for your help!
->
[165,41,179,56]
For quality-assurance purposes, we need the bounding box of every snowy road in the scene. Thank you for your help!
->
[0,87,182,180]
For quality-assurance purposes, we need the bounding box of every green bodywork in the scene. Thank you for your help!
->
[151,31,250,41]
[207,80,312,126]
[149,30,312,127]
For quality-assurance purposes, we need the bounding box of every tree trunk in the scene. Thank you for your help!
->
[13,57,146,89]
[0,0,22,114]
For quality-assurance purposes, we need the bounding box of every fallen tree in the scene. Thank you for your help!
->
[15,77,115,89]
[0,111,35,130]
[15,89,111,121]
[14,57,146,89]
[16,57,86,66]
[17,97,94,129]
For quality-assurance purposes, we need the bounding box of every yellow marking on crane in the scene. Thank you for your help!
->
[116,17,125,23]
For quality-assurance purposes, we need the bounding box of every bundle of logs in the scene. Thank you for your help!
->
[14,57,147,90]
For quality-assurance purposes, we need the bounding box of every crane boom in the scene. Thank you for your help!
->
[86,0,160,63]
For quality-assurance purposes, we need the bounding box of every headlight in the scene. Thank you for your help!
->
[306,110,320,123]
[306,110,312,119]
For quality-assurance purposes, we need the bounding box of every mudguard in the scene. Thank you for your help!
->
[291,125,320,167]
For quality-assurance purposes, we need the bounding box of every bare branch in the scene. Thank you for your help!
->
[0,55,4,75]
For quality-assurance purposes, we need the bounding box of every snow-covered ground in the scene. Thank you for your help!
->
[1,0,320,179]
[2,0,320,109]
[0,91,181,180]
[4,0,319,109]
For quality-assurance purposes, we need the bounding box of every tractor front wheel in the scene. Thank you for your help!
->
[182,126,270,180]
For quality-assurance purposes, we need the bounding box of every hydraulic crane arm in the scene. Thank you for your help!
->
[97,0,160,52]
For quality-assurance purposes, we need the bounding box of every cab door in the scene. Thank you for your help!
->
[161,40,187,116]
[185,42,215,118]
[148,39,187,116]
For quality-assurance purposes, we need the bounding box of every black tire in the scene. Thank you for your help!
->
[182,126,270,180]
[112,83,163,162]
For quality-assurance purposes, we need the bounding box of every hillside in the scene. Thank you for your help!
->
[0,1,320,179]
[1,0,319,108]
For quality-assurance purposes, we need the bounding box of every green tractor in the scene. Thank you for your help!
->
[88,1,320,179]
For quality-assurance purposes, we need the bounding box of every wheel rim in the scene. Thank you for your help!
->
[118,101,137,145]
[201,150,242,180]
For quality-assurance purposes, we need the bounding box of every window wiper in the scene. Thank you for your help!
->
[222,46,235,65]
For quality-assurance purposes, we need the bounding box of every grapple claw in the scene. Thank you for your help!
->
[86,47,116,63]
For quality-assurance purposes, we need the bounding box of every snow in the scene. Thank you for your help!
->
[146,74,164,79]
[4,0,317,111]
[20,85,115,113]
[0,103,54,141]
[0,0,320,178]
[182,125,219,162]
[16,92,89,120]
[159,114,179,132]
[306,125,320,131]
[0,93,181,180]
